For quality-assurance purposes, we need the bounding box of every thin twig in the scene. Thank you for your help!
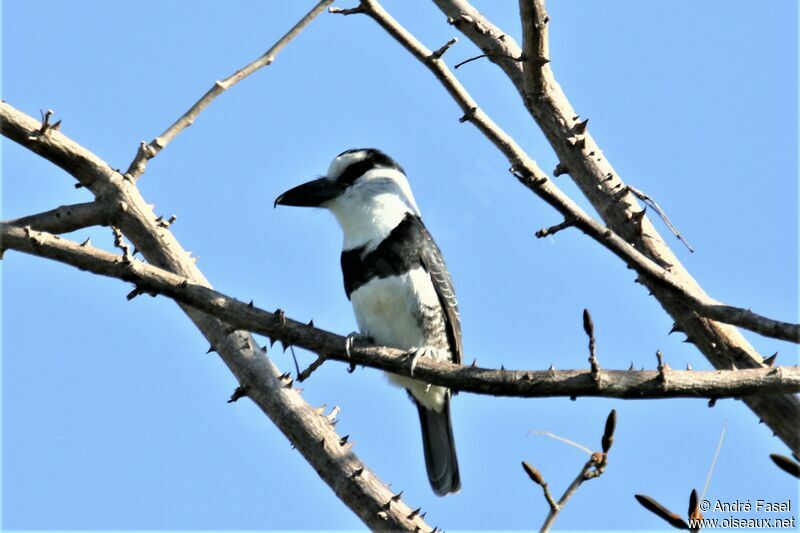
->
[540,456,598,531]
[453,52,522,69]
[535,218,574,238]
[521,462,559,512]
[429,37,458,60]
[123,0,334,181]
[535,410,616,531]
[627,185,694,252]
[529,430,593,455]
[701,421,727,501]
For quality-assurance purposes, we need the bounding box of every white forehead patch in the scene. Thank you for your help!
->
[327,150,370,180]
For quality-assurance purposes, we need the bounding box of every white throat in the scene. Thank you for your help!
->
[326,167,421,251]
[329,192,413,251]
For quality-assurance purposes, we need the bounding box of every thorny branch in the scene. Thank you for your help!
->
[4,223,799,401]
[123,0,334,181]
[429,0,800,451]
[333,0,799,347]
[3,1,797,529]
[333,0,800,454]
[0,18,436,529]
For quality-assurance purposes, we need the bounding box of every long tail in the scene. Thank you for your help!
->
[415,397,460,496]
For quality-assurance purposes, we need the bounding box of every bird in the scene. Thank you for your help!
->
[275,148,462,495]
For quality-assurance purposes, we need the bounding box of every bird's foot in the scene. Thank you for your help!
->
[408,346,442,378]
[345,332,372,359]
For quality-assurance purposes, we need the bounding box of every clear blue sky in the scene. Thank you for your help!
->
[3,1,797,530]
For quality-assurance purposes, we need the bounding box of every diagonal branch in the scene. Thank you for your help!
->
[335,0,800,453]
[335,1,799,346]
[431,0,800,453]
[2,106,432,533]
[5,223,799,401]
[123,0,334,181]
[3,201,113,234]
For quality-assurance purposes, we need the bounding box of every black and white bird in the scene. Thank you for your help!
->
[275,148,462,496]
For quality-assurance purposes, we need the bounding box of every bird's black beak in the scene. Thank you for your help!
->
[274,177,340,208]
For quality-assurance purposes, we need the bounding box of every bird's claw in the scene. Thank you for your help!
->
[408,347,438,378]
[344,332,371,373]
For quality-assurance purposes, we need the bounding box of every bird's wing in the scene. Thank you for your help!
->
[341,213,463,364]
[414,218,463,365]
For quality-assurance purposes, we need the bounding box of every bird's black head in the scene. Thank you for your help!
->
[274,148,407,208]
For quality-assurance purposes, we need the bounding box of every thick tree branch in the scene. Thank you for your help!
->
[337,0,800,453]
[3,201,112,234]
[123,0,334,181]
[337,1,798,346]
[430,0,800,453]
[5,223,799,401]
[2,101,432,532]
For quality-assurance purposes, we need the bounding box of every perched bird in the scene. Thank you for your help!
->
[275,148,462,495]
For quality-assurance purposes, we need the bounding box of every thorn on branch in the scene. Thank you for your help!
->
[156,214,178,228]
[763,352,777,367]
[80,237,92,247]
[567,135,586,149]
[573,118,589,135]
[553,163,569,177]
[227,385,248,403]
[535,218,575,238]
[206,344,216,354]
[459,106,478,123]
[668,322,684,335]
[630,207,647,232]
[428,37,457,61]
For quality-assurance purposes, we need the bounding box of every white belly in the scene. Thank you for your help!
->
[350,267,449,411]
